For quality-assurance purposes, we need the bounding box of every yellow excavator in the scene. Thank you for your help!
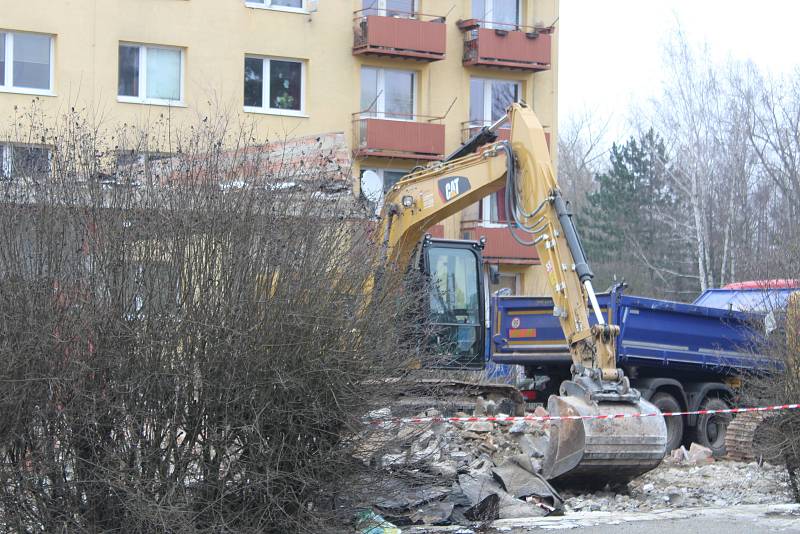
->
[373,102,667,484]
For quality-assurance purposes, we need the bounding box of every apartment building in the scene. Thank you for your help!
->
[0,0,558,295]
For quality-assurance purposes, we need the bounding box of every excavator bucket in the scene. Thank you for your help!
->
[541,394,668,486]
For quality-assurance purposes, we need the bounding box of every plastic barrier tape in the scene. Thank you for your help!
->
[366,403,800,426]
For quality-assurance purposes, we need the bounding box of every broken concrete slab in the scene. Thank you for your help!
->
[426,461,458,479]
[687,442,714,464]
[509,420,531,433]
[463,421,494,433]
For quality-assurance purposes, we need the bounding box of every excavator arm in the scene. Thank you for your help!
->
[377,103,666,484]
[381,105,618,381]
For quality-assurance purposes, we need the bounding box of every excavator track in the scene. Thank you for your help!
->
[725,412,765,461]
[725,412,781,463]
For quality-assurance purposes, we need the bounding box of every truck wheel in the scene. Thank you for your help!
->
[695,397,732,456]
[651,392,683,454]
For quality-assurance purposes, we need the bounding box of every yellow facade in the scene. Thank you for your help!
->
[0,0,558,293]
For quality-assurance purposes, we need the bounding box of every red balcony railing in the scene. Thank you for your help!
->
[457,19,553,71]
[353,10,446,61]
[353,112,445,160]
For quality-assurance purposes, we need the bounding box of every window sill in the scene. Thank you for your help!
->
[0,86,55,97]
[360,115,417,123]
[244,106,308,118]
[244,3,309,14]
[117,97,187,108]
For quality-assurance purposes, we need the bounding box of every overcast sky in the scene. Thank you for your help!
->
[558,0,800,136]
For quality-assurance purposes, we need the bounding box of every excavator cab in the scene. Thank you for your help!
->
[419,236,486,369]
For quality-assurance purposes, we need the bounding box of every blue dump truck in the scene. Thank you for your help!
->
[490,282,799,454]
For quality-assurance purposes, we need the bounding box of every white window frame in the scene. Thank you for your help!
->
[363,0,417,17]
[481,195,506,227]
[0,31,55,96]
[471,77,520,226]
[474,0,522,29]
[0,145,11,178]
[361,67,416,122]
[244,0,308,14]
[0,143,52,179]
[243,55,307,117]
[361,167,407,214]
[470,77,522,129]
[117,43,185,107]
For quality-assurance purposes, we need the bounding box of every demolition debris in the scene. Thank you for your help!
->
[355,404,794,530]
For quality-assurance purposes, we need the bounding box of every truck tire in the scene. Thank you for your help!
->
[651,392,683,454]
[695,397,732,456]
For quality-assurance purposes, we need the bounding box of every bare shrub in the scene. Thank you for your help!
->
[0,105,431,532]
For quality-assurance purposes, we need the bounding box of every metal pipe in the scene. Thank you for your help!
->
[488,113,509,133]
[584,280,606,325]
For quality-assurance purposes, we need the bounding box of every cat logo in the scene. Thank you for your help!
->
[437,176,471,202]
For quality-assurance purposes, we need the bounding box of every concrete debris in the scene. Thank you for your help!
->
[474,397,497,416]
[687,442,714,464]
[360,404,562,527]
[562,459,793,513]
[358,402,793,529]
[666,443,714,466]
[463,421,494,433]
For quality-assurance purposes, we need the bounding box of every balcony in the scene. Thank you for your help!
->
[457,19,552,71]
[461,222,540,264]
[353,112,445,160]
[461,121,551,147]
[353,10,446,62]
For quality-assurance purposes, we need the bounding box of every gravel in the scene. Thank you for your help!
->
[563,459,794,513]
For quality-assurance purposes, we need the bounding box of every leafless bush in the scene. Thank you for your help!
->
[0,104,433,532]
[735,240,800,502]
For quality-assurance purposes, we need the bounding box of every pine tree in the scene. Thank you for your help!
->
[581,130,686,296]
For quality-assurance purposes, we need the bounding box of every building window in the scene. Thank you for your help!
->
[472,0,520,29]
[0,31,54,94]
[118,44,183,105]
[245,0,306,12]
[0,144,51,179]
[470,77,520,225]
[362,0,416,17]
[470,77,520,127]
[360,67,415,120]
[489,270,519,296]
[360,168,407,214]
[244,56,305,115]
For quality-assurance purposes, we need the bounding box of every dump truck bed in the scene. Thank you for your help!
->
[490,288,773,374]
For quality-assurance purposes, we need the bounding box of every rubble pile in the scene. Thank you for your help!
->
[355,405,563,526]
[564,451,793,513]
[355,405,794,530]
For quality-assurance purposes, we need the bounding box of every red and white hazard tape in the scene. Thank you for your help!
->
[367,403,800,426]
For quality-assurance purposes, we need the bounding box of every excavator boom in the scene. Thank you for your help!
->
[378,103,666,485]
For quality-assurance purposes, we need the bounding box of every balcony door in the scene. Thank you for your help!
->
[362,0,416,17]
[472,0,521,29]
[361,66,416,121]
[470,77,520,128]
[470,77,520,224]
